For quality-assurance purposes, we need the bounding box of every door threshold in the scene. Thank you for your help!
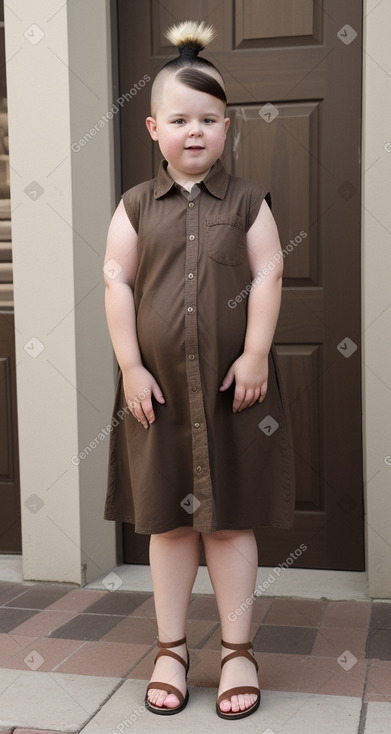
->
[0,554,23,583]
[87,564,371,601]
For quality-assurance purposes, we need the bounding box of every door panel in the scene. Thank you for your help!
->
[115,0,363,569]
[223,102,319,283]
[235,0,321,47]
[0,310,21,552]
[277,344,322,511]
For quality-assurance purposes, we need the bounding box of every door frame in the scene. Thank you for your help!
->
[110,0,366,571]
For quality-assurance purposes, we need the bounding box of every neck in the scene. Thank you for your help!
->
[166,163,211,189]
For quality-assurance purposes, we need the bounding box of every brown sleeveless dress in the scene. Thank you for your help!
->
[104,159,295,534]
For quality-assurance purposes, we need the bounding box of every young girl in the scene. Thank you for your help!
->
[104,21,295,720]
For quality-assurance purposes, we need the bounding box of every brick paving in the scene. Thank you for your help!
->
[0,582,391,731]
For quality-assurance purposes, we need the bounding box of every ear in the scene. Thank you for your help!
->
[224,117,230,135]
[146,116,158,140]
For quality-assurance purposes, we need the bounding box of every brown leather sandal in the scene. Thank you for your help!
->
[216,639,260,720]
[145,636,189,715]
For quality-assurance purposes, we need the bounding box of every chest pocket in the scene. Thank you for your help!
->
[206,214,246,266]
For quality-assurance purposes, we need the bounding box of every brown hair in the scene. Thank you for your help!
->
[176,68,226,103]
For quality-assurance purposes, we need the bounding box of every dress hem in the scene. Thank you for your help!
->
[104,514,294,534]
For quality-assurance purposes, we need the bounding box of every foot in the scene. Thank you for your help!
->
[147,642,188,709]
[217,646,259,715]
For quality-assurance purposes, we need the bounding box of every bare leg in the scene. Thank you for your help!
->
[147,526,200,709]
[202,529,259,714]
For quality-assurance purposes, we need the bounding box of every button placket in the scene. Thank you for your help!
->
[184,195,214,531]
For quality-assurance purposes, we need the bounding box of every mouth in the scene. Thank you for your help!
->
[185,146,204,150]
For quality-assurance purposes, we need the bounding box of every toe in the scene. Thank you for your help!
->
[148,688,162,706]
[242,692,258,711]
[219,698,232,712]
[156,690,167,707]
[148,688,180,709]
[147,688,157,704]
[219,692,259,715]
[150,688,164,707]
[163,693,180,708]
[230,694,240,712]
[236,694,244,711]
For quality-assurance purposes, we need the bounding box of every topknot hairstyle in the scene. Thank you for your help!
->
[164,20,216,53]
[161,20,226,104]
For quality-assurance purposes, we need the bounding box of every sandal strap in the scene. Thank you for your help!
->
[158,637,186,648]
[154,648,188,670]
[221,639,252,650]
[220,640,258,673]
[217,686,260,706]
[220,649,259,673]
[146,681,184,705]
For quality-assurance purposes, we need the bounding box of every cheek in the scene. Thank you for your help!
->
[158,130,183,154]
[160,139,180,158]
[209,127,227,142]
[208,129,227,151]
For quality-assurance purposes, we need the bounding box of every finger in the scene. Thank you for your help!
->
[237,388,255,412]
[258,382,268,403]
[135,410,150,429]
[247,388,261,408]
[134,397,155,428]
[232,385,246,412]
[140,396,156,426]
[220,366,234,392]
[129,398,150,429]
[151,381,165,404]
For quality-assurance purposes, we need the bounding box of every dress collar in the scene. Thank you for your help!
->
[154,158,230,200]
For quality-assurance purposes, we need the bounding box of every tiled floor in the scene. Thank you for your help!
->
[0,581,391,732]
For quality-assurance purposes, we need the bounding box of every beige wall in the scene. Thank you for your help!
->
[3,1,391,594]
[4,0,116,583]
[362,0,391,597]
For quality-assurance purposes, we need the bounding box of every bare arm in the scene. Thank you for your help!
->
[104,200,165,427]
[244,198,283,358]
[220,199,283,412]
[104,200,142,369]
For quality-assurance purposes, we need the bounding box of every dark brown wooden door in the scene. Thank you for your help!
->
[0,311,21,553]
[114,0,363,570]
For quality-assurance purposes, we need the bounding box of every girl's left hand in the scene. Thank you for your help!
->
[219,352,268,412]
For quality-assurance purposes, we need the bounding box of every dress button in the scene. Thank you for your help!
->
[188,273,194,279]
[192,386,197,392]
[194,422,200,428]
[189,234,195,241]
[188,202,195,208]
[196,465,202,473]
[188,353,195,360]
[187,306,194,313]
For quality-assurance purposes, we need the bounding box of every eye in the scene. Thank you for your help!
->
[172,118,185,124]
[204,118,216,124]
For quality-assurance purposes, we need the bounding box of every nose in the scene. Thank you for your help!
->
[188,124,202,137]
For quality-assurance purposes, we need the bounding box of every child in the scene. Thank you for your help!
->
[104,20,295,720]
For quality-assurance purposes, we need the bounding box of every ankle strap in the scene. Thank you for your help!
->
[221,639,252,650]
[158,636,186,648]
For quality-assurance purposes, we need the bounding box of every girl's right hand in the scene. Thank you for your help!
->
[122,365,165,429]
